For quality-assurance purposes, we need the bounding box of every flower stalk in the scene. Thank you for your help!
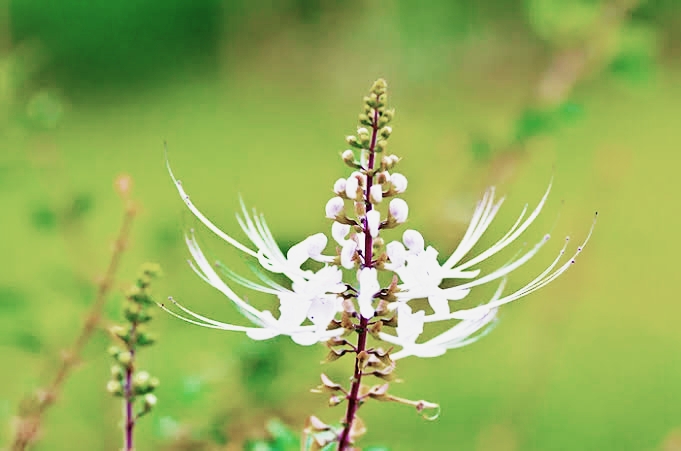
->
[337,87,382,451]
[107,263,162,451]
[10,176,136,451]
[163,78,595,450]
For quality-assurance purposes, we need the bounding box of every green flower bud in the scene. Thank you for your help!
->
[143,393,157,408]
[136,331,156,347]
[110,325,130,343]
[358,130,371,147]
[346,135,362,149]
[127,286,153,306]
[111,364,125,379]
[140,262,162,278]
[133,371,151,387]
[380,126,392,139]
[378,109,394,127]
[117,351,132,365]
[149,377,160,389]
[375,139,388,153]
[108,346,121,357]
[367,93,379,107]
[371,79,387,96]
[358,113,372,126]
[107,380,123,396]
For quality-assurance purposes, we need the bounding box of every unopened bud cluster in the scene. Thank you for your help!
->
[107,263,161,420]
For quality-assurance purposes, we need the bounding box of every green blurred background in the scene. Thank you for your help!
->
[1,0,681,449]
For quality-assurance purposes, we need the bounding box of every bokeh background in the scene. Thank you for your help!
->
[1,0,681,449]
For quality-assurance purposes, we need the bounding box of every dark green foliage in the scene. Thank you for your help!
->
[30,204,57,231]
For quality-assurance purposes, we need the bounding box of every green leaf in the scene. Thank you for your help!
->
[0,287,28,313]
[555,101,584,124]
[30,204,57,231]
[470,136,492,162]
[243,440,274,451]
[514,107,555,142]
[266,419,299,450]
[12,331,43,353]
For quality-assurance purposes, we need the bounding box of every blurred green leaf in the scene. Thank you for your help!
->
[0,286,28,313]
[514,107,555,142]
[526,0,602,44]
[180,375,204,404]
[11,331,43,353]
[207,415,229,445]
[238,340,283,403]
[243,440,274,451]
[67,192,94,221]
[30,204,57,231]
[25,90,64,130]
[155,415,181,439]
[266,419,299,450]
[470,136,492,162]
[555,101,585,123]
[609,23,657,85]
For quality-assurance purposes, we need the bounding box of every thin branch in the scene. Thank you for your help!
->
[10,198,137,451]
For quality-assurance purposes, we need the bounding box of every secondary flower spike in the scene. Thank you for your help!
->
[163,79,595,362]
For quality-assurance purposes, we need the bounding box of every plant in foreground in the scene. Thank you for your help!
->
[108,263,162,451]
[162,79,595,450]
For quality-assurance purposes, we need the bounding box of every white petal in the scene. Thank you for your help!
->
[357,268,380,319]
[386,241,406,268]
[345,176,359,199]
[332,222,351,245]
[340,240,358,269]
[390,173,408,193]
[333,177,347,195]
[277,292,312,329]
[307,296,341,332]
[389,198,409,223]
[396,304,425,343]
[369,184,383,203]
[305,233,330,262]
[402,229,424,253]
[366,210,381,238]
[167,160,257,258]
[325,197,345,219]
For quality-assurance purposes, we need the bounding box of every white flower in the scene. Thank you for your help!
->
[379,183,596,358]
[389,198,409,223]
[357,268,380,319]
[366,210,381,238]
[164,162,345,345]
[378,281,505,359]
[390,173,408,193]
[369,184,383,203]
[332,222,358,269]
[345,174,360,199]
[325,197,345,219]
[333,178,347,195]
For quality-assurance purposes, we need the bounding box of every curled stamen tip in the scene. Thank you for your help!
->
[570,259,576,264]
[565,236,570,242]
[544,234,550,241]
[176,180,182,186]
[577,247,582,251]
[594,211,599,216]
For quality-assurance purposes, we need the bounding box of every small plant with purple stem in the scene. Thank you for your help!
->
[107,263,162,451]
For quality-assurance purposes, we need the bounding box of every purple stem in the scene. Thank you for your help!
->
[124,324,137,451]
[337,108,380,451]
